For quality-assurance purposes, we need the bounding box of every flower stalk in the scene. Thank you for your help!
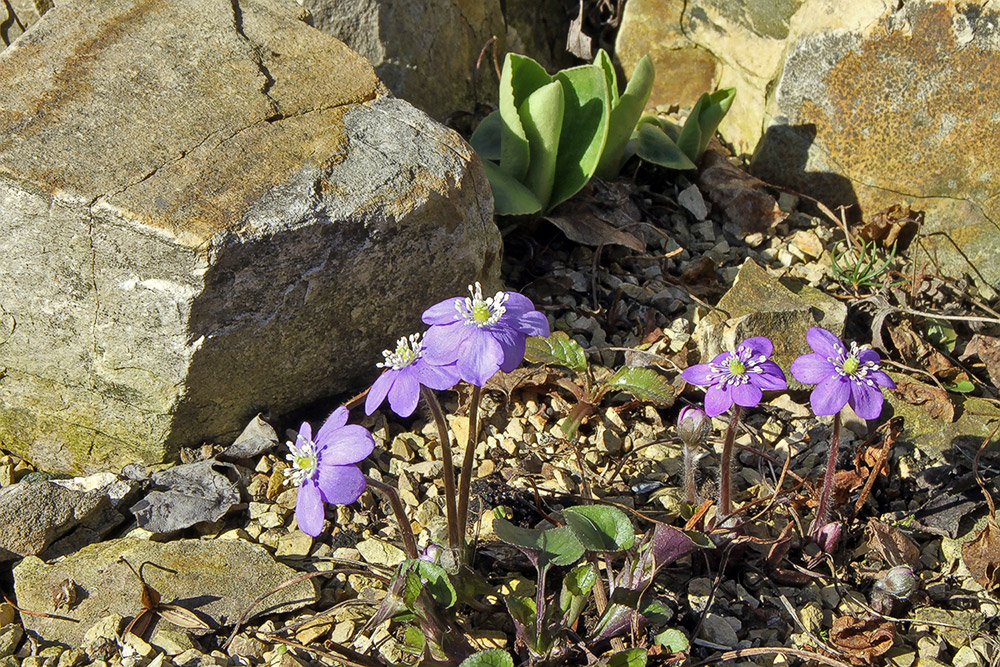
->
[718,406,742,521]
[365,476,419,559]
[456,385,483,547]
[421,386,460,551]
[810,412,841,539]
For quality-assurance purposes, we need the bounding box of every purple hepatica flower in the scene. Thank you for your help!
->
[680,337,787,417]
[365,333,461,417]
[284,406,375,537]
[790,327,896,420]
[421,282,550,386]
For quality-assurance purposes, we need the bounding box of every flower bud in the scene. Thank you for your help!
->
[677,406,711,448]
[814,521,842,553]
[874,565,917,599]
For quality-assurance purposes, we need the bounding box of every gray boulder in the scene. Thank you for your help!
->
[13,537,318,647]
[0,0,501,474]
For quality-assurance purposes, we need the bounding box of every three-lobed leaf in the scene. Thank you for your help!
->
[460,649,515,667]
[563,505,635,552]
[494,516,585,567]
[604,648,648,667]
[524,331,588,372]
[604,366,674,404]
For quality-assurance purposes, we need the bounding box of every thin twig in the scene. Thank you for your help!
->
[688,646,853,667]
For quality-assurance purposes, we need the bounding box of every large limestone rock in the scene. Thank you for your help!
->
[0,0,501,474]
[0,0,50,51]
[13,538,318,647]
[301,0,507,122]
[616,0,1000,286]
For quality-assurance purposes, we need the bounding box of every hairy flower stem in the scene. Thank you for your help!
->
[365,476,418,559]
[719,406,742,521]
[456,385,482,550]
[421,387,460,550]
[810,412,842,539]
[683,444,700,505]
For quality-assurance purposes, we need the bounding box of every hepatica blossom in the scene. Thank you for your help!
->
[680,336,787,416]
[365,333,460,417]
[790,327,895,419]
[284,406,375,537]
[422,282,550,386]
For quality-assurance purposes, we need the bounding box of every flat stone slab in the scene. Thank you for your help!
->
[13,537,318,647]
[0,0,500,473]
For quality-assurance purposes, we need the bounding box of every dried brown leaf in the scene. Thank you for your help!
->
[892,378,955,422]
[158,604,211,630]
[697,149,788,234]
[544,200,645,252]
[858,204,919,250]
[865,519,921,568]
[485,367,560,400]
[829,616,896,665]
[566,4,592,60]
[960,334,1000,388]
[889,320,970,385]
[961,519,1000,589]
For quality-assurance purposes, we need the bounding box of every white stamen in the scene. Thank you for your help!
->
[455,281,508,328]
[283,434,318,487]
[377,333,423,370]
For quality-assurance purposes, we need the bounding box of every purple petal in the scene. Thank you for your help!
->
[810,376,850,415]
[501,291,534,315]
[730,382,763,408]
[752,361,788,390]
[704,384,732,417]
[297,421,313,443]
[315,406,349,444]
[806,327,844,358]
[709,350,733,366]
[365,370,395,415]
[387,367,421,417]
[295,480,325,537]
[681,363,715,386]
[316,463,367,506]
[498,332,528,372]
[513,310,550,337]
[858,348,882,365]
[422,322,468,364]
[869,369,896,388]
[422,298,463,325]
[790,353,836,385]
[848,381,885,420]
[457,328,503,386]
[415,360,461,391]
[740,336,773,359]
[317,424,375,465]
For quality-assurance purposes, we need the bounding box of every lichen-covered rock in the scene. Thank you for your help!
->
[13,538,318,647]
[0,0,501,474]
[616,0,1000,286]
[692,259,847,391]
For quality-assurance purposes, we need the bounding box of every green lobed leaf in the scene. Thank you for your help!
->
[402,626,427,655]
[518,80,566,210]
[470,110,502,162]
[549,64,611,211]
[947,380,975,393]
[604,366,674,404]
[596,54,654,180]
[460,649,515,667]
[563,505,635,552]
[398,559,457,610]
[493,517,585,567]
[635,123,697,171]
[499,54,552,181]
[481,159,543,216]
[559,562,597,626]
[653,628,690,653]
[605,648,648,667]
[524,331,588,372]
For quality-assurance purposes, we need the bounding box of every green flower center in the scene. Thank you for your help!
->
[842,356,859,375]
[378,334,423,370]
[727,358,746,376]
[457,282,509,328]
[283,436,318,487]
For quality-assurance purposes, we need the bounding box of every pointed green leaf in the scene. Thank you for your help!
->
[563,505,635,552]
[519,80,565,210]
[675,93,708,162]
[605,648,648,667]
[596,55,654,180]
[470,110,502,162]
[594,48,619,108]
[604,366,674,404]
[460,649,515,667]
[398,559,457,609]
[694,88,735,159]
[549,64,611,211]
[499,53,552,181]
[635,124,697,171]
[524,331,588,372]
[481,159,543,216]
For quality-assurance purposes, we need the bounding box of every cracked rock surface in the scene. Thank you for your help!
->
[0,0,501,474]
